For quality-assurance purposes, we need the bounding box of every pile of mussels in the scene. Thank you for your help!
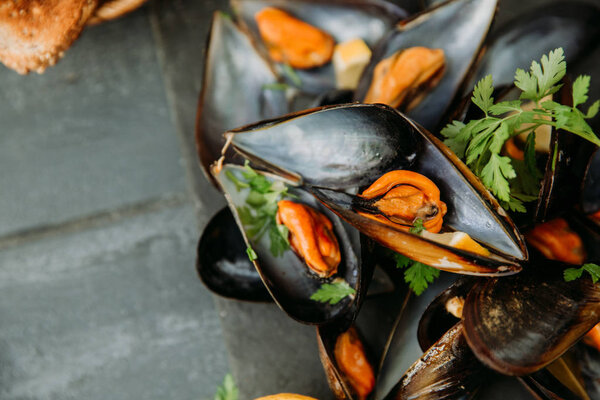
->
[195,0,600,398]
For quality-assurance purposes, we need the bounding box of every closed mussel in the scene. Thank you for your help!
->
[227,103,527,276]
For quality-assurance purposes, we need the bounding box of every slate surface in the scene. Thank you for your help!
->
[0,8,185,237]
[0,203,228,400]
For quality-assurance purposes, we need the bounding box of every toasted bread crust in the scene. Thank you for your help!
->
[87,0,148,25]
[0,0,98,74]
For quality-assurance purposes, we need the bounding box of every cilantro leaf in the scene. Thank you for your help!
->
[573,75,590,107]
[472,75,494,115]
[214,374,238,400]
[564,263,600,283]
[404,262,440,296]
[523,132,542,179]
[269,221,290,257]
[393,252,412,268]
[489,100,522,116]
[310,280,356,305]
[441,120,471,158]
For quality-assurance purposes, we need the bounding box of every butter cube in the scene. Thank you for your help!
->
[333,38,371,90]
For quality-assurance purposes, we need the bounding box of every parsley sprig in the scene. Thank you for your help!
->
[226,162,291,258]
[442,48,599,212]
[213,374,238,400]
[394,253,439,296]
[564,263,600,283]
[310,279,356,305]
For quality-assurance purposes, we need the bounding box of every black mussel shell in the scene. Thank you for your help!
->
[228,104,527,275]
[582,149,600,216]
[232,0,407,95]
[355,0,498,131]
[196,11,288,182]
[462,262,600,376]
[383,322,490,400]
[214,164,371,326]
[317,287,408,400]
[521,355,591,400]
[374,273,456,399]
[229,104,420,190]
[574,343,600,399]
[417,276,474,351]
[197,207,272,302]
[464,1,600,97]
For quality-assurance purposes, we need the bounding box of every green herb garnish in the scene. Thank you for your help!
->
[441,48,599,212]
[394,253,439,296]
[246,246,257,262]
[310,279,356,305]
[262,82,290,91]
[227,162,290,257]
[283,63,302,87]
[214,374,238,400]
[564,263,600,283]
[409,218,425,234]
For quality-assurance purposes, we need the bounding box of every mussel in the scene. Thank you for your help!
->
[462,262,600,376]
[226,103,527,275]
[354,0,498,131]
[232,0,407,94]
[212,164,369,326]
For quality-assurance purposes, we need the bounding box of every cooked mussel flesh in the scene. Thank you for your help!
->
[255,7,335,69]
[356,170,447,233]
[276,200,341,278]
[364,47,445,111]
[333,327,376,400]
[526,218,587,265]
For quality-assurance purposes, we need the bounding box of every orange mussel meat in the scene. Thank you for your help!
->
[276,200,341,277]
[255,7,335,69]
[526,218,586,265]
[359,170,447,233]
[334,327,375,400]
[364,46,445,110]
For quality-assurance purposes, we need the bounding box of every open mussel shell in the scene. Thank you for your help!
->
[196,206,272,302]
[462,262,600,376]
[354,0,498,131]
[195,11,289,181]
[464,1,600,97]
[317,287,408,400]
[534,83,598,224]
[416,276,473,351]
[374,273,456,399]
[231,0,407,95]
[574,343,600,398]
[228,103,526,275]
[214,164,370,326]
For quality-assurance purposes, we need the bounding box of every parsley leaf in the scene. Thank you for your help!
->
[409,218,425,234]
[564,263,600,283]
[472,75,495,115]
[227,163,290,257]
[310,280,356,305]
[441,48,600,212]
[393,253,439,295]
[246,247,257,262]
[214,374,238,400]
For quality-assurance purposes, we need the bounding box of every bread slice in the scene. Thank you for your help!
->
[0,0,98,74]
